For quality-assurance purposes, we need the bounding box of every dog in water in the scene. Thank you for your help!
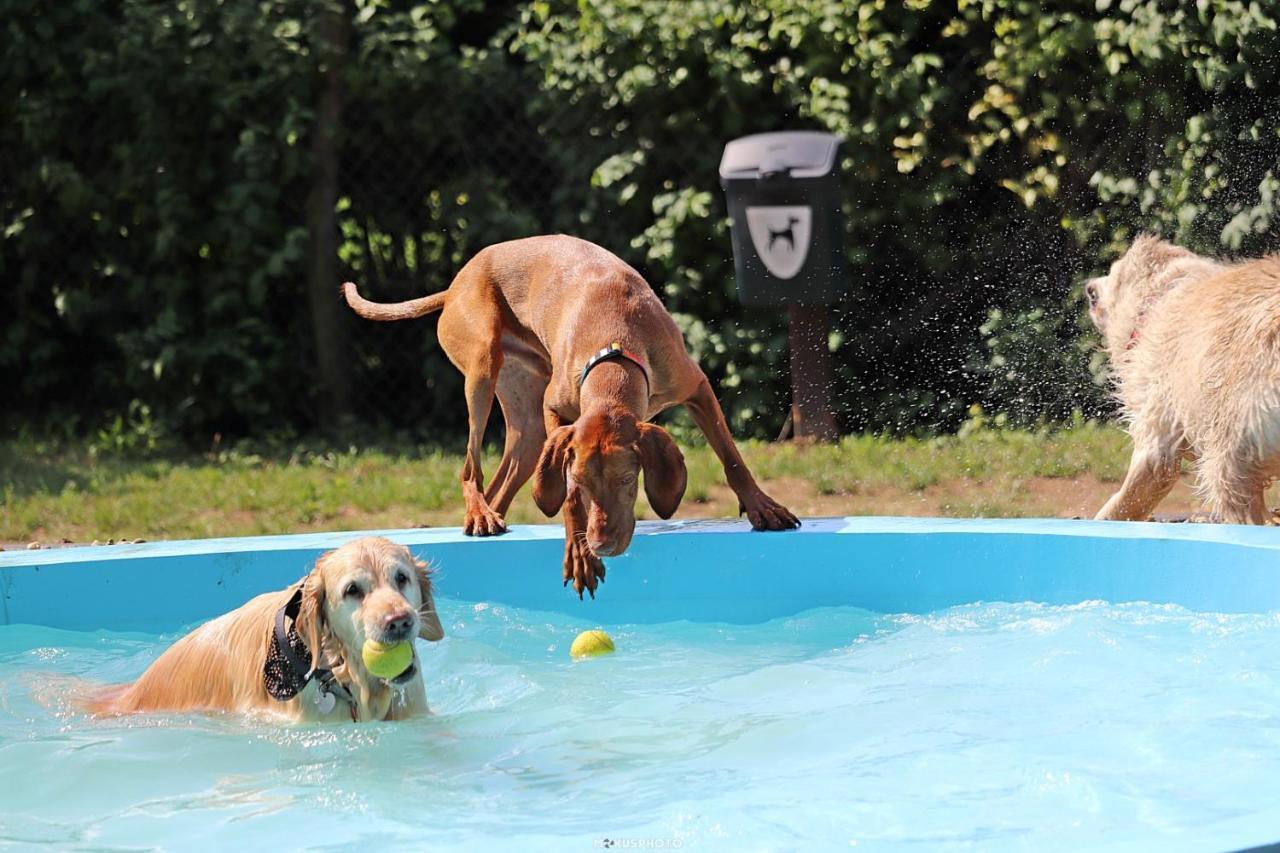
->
[1086,234,1280,523]
[86,537,444,722]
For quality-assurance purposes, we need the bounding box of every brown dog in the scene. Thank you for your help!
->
[1087,234,1280,523]
[343,235,799,597]
[87,537,445,722]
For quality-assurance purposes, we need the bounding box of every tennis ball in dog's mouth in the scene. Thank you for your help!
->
[361,639,414,679]
[570,629,615,659]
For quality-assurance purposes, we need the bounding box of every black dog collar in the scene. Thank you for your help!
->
[264,586,355,717]
[579,342,651,394]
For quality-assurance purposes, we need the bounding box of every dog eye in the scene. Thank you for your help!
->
[344,582,364,599]
[395,571,409,588]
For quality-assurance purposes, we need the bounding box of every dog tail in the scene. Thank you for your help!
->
[341,282,447,322]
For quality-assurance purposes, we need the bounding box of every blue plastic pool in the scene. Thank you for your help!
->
[3,518,1280,849]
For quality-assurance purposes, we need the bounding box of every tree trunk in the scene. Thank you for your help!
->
[305,1,352,434]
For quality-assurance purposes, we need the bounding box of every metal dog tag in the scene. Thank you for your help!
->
[315,688,336,714]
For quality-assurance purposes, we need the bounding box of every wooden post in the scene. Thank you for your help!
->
[305,0,353,434]
[787,304,838,442]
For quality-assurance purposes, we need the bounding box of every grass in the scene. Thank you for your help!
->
[0,422,1196,546]
[725,426,1135,489]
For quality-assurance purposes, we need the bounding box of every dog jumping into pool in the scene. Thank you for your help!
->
[1086,234,1280,524]
[343,235,799,598]
[86,537,444,722]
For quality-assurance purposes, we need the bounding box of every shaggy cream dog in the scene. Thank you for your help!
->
[1087,234,1280,523]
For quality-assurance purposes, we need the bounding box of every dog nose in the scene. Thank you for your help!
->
[1085,281,1099,305]
[588,537,618,556]
[382,610,415,639]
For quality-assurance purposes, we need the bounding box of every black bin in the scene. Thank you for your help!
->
[719,131,846,306]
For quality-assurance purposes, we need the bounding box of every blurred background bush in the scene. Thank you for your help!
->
[3,0,1277,446]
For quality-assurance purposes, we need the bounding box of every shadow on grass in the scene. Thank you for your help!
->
[0,444,89,500]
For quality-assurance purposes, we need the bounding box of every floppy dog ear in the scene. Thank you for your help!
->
[637,423,686,519]
[295,555,329,674]
[414,558,444,642]
[533,425,575,516]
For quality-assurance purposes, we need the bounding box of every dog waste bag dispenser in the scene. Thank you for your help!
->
[719,131,844,441]
[719,131,845,306]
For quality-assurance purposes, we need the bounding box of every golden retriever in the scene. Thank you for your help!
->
[1086,234,1280,523]
[87,537,445,722]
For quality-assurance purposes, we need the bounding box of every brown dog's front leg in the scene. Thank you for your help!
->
[562,490,605,599]
[684,375,800,531]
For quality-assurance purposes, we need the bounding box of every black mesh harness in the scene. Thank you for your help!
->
[263,586,356,720]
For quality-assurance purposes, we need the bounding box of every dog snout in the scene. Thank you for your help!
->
[587,535,620,556]
[381,609,416,641]
[586,520,634,557]
[1085,280,1099,306]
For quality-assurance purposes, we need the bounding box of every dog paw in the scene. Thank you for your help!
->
[563,537,606,600]
[463,506,508,537]
[740,493,801,531]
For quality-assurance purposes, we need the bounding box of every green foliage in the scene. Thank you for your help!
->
[2,0,1277,443]
[92,401,166,458]
[1,0,321,437]
[515,0,1279,434]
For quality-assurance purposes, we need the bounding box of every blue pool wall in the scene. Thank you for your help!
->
[3,517,1280,631]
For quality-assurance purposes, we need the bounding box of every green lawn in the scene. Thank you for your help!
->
[1,423,1163,546]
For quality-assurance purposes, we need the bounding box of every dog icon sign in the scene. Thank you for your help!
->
[745,205,812,280]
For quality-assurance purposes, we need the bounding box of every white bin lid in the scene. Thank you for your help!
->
[719,131,841,180]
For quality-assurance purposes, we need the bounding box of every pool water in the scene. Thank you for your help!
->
[3,598,1280,850]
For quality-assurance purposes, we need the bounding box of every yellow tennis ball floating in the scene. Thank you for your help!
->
[361,639,414,679]
[570,629,615,659]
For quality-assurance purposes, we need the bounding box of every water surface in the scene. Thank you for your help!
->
[2,599,1279,850]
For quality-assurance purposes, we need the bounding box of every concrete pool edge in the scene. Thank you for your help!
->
[3,516,1280,629]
